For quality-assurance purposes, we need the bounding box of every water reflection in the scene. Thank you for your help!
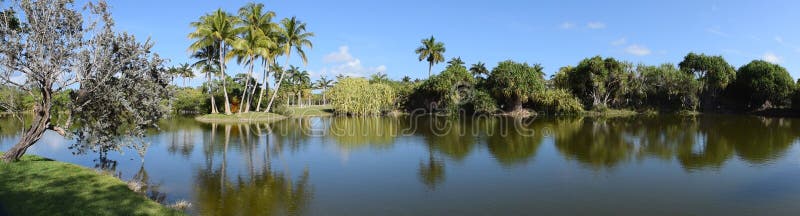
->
[2,114,800,215]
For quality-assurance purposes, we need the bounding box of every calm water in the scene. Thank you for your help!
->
[2,115,800,215]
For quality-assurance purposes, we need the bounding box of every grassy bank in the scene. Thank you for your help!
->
[194,112,287,123]
[0,153,183,216]
[281,105,335,117]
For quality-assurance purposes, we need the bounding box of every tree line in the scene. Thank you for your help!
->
[329,36,799,116]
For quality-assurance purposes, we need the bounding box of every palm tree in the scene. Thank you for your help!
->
[370,72,389,84]
[415,36,446,77]
[447,57,464,67]
[401,76,412,83]
[265,16,314,113]
[231,3,275,113]
[189,9,242,115]
[191,45,220,113]
[177,63,194,87]
[315,76,333,105]
[288,68,310,107]
[469,61,488,78]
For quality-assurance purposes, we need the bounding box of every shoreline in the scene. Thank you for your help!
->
[0,152,183,215]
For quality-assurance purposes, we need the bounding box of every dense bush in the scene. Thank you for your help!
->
[464,89,498,114]
[485,60,546,111]
[561,56,631,110]
[405,59,476,113]
[639,64,700,111]
[678,53,736,110]
[172,88,208,114]
[728,60,795,110]
[529,89,584,114]
[328,78,395,116]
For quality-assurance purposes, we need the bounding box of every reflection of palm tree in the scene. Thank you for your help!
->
[418,144,445,190]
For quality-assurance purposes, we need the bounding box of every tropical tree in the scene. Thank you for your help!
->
[562,56,631,109]
[729,60,795,110]
[265,16,314,113]
[291,69,311,107]
[315,76,334,105]
[231,3,275,113]
[678,52,736,110]
[0,0,171,162]
[189,9,242,115]
[191,45,220,113]
[485,60,546,112]
[370,72,389,84]
[415,36,446,77]
[470,61,489,79]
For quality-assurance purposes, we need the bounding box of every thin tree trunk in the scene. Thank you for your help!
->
[208,70,218,114]
[246,59,260,113]
[219,43,232,115]
[2,89,53,162]
[256,60,269,112]
[239,55,255,113]
[428,62,433,77]
[265,49,292,113]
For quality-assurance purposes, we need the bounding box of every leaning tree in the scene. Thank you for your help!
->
[0,0,171,162]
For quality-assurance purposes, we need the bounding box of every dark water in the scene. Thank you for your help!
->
[2,115,800,215]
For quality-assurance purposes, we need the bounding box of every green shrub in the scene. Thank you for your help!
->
[465,89,497,114]
[328,78,395,116]
[405,60,475,113]
[172,88,207,114]
[729,60,795,110]
[530,89,584,114]
[485,60,546,111]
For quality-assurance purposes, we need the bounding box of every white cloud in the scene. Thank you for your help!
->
[625,44,651,56]
[323,46,354,63]
[611,37,627,46]
[706,26,728,37]
[586,22,606,29]
[775,36,784,44]
[315,46,387,78]
[762,52,781,63]
[560,22,575,29]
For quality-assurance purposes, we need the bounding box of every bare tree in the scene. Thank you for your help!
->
[0,0,171,162]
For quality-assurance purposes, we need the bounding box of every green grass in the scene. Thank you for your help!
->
[0,153,183,216]
[282,105,334,117]
[194,112,287,123]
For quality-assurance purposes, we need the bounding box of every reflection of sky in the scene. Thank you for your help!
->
[2,116,800,215]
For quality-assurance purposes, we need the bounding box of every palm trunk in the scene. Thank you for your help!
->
[208,70,218,114]
[239,55,255,113]
[256,60,269,112]
[265,49,292,113]
[428,62,433,77]
[219,43,232,115]
[246,59,260,113]
[2,89,53,162]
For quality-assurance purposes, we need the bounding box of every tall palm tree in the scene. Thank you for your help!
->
[415,36,446,77]
[231,3,275,113]
[469,61,489,78]
[315,76,333,105]
[265,16,314,113]
[191,45,220,113]
[177,63,194,87]
[189,9,242,115]
[370,72,389,84]
[291,70,311,107]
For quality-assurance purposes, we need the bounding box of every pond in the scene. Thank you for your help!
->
[2,114,800,215]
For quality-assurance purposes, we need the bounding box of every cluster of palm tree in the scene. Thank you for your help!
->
[188,2,313,115]
[166,63,195,87]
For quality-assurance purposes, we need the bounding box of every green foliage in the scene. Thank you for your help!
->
[639,64,700,111]
[486,60,546,111]
[0,86,35,113]
[415,36,446,76]
[678,53,736,110]
[562,56,631,110]
[172,88,208,114]
[328,78,395,115]
[730,60,795,109]
[406,59,475,113]
[465,89,498,114]
[530,89,584,114]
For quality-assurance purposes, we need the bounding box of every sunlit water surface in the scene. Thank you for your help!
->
[2,115,800,215]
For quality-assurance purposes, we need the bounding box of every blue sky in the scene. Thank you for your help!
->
[103,0,800,86]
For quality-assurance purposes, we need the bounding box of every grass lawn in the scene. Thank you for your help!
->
[194,112,287,123]
[283,105,334,117]
[0,153,183,216]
